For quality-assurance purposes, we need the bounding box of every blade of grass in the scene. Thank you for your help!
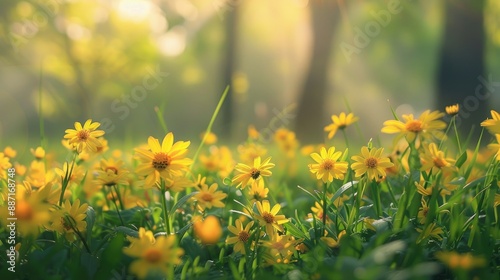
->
[190,86,230,173]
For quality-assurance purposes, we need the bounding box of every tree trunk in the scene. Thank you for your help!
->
[220,6,238,140]
[436,0,486,140]
[295,2,340,144]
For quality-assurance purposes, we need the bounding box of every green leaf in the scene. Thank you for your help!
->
[284,221,308,240]
[114,226,139,238]
[169,191,199,219]
[86,206,96,242]
[455,151,468,168]
[332,181,358,203]
[297,185,319,200]
[95,233,125,279]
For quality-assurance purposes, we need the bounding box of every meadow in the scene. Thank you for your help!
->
[1,101,499,280]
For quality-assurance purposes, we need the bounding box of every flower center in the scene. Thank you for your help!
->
[433,158,447,168]
[152,152,171,170]
[365,157,378,169]
[16,201,33,220]
[250,168,261,180]
[405,120,422,133]
[201,192,213,202]
[262,212,275,224]
[144,248,162,264]
[272,242,285,250]
[322,160,334,171]
[77,130,90,141]
[338,123,347,129]
[238,231,250,242]
[61,216,74,231]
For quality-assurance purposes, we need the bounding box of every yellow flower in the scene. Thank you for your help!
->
[321,230,346,248]
[417,198,429,224]
[247,179,269,203]
[0,152,12,179]
[64,119,105,153]
[382,110,446,143]
[416,223,443,244]
[127,227,155,245]
[308,147,348,183]
[164,176,193,193]
[247,124,260,140]
[487,134,500,161]
[193,215,223,244]
[30,147,45,160]
[3,146,17,158]
[435,251,486,270]
[274,128,299,158]
[55,162,86,186]
[310,201,328,222]
[363,218,376,231]
[194,183,227,210]
[351,146,394,181]
[226,218,255,254]
[494,193,500,207]
[415,180,433,196]
[254,200,289,236]
[232,156,275,189]
[324,112,359,139]
[445,104,459,116]
[47,199,88,241]
[481,110,500,135]
[1,184,51,237]
[199,146,235,178]
[420,143,456,174]
[237,142,267,164]
[263,234,298,264]
[123,234,183,279]
[94,158,129,188]
[135,132,192,187]
[200,131,217,145]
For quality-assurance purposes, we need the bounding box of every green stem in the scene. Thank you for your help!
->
[113,185,125,211]
[160,180,172,235]
[452,117,462,153]
[190,86,230,174]
[372,181,382,218]
[59,153,77,206]
[322,182,328,233]
[110,186,124,226]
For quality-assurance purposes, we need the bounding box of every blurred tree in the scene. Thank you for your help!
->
[436,0,487,138]
[221,5,239,140]
[295,1,340,143]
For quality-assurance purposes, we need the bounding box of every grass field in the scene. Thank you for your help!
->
[1,104,500,279]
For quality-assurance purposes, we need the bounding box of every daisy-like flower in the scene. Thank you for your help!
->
[351,146,394,181]
[381,110,446,143]
[237,142,267,164]
[135,132,192,187]
[194,183,227,210]
[435,251,486,270]
[487,134,500,160]
[308,147,348,183]
[417,198,429,224]
[0,184,51,237]
[247,179,269,203]
[30,147,45,160]
[481,110,500,135]
[445,104,459,116]
[47,199,88,241]
[3,146,17,158]
[416,223,443,244]
[164,176,193,193]
[123,234,183,279]
[193,215,223,244]
[0,152,12,179]
[232,156,275,189]
[324,112,359,139]
[94,158,129,188]
[226,218,255,255]
[420,143,456,174]
[263,234,298,264]
[64,119,105,153]
[55,162,86,186]
[310,201,329,222]
[274,128,299,158]
[321,230,346,248]
[254,200,289,236]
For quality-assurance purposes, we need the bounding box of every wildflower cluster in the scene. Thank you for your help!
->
[0,107,499,279]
